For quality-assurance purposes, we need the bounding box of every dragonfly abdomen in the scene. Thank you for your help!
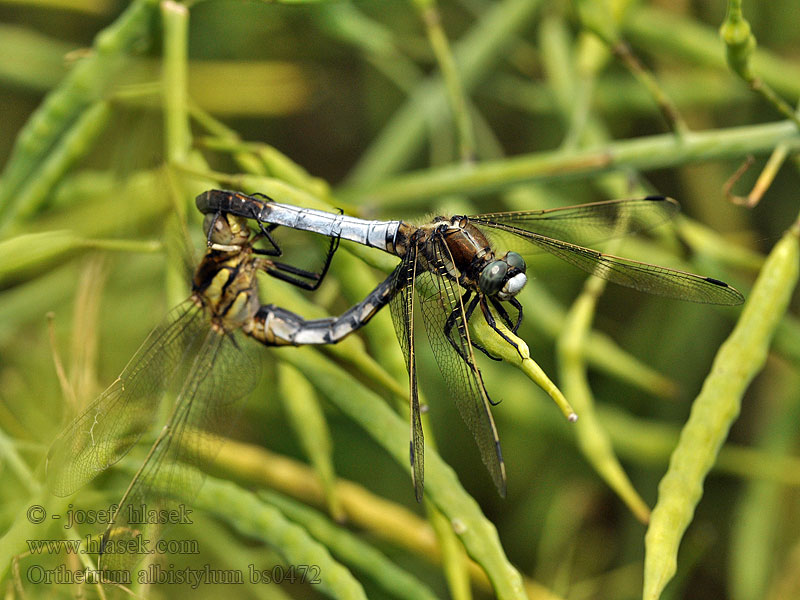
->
[247,275,397,346]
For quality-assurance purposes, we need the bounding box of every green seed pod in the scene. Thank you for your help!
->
[643,222,799,600]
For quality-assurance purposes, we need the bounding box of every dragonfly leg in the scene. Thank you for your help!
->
[234,192,281,246]
[488,296,515,330]
[205,194,283,255]
[205,211,221,247]
[464,296,505,361]
[262,235,341,291]
[251,222,283,257]
[443,292,503,363]
[255,204,342,289]
[250,192,277,205]
[443,291,477,360]
[508,297,523,333]
[314,230,341,289]
[479,297,525,360]
[263,266,322,290]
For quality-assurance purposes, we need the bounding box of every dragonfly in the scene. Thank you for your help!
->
[197,189,745,500]
[45,209,394,571]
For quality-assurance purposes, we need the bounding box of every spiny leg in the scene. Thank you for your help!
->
[508,297,523,333]
[252,222,282,256]
[446,288,504,361]
[206,193,282,255]
[205,211,222,248]
[444,290,478,363]
[488,296,520,332]
[262,261,331,291]
[264,234,340,291]
[479,297,525,361]
[442,292,502,370]
[463,294,503,361]
[313,230,341,290]
[250,192,274,202]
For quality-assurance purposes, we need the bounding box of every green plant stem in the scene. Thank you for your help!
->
[273,346,527,599]
[625,6,800,99]
[575,1,689,137]
[164,468,369,599]
[557,274,650,524]
[0,429,37,495]
[317,3,422,93]
[0,0,160,232]
[729,368,800,600]
[488,70,751,117]
[207,436,560,597]
[471,314,576,422]
[609,40,689,136]
[211,439,440,559]
[643,216,800,600]
[190,103,286,193]
[277,363,343,521]
[12,102,112,224]
[598,405,800,487]
[0,231,159,287]
[339,120,800,208]
[414,0,477,162]
[544,17,657,511]
[719,0,800,128]
[347,0,544,184]
[261,490,439,600]
[0,24,75,92]
[0,490,64,581]
[194,135,331,199]
[428,501,472,600]
[162,1,191,164]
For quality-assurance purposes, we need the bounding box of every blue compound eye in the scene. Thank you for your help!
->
[479,261,508,295]
[505,251,526,273]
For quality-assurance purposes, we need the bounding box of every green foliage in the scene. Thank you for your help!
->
[1,1,799,599]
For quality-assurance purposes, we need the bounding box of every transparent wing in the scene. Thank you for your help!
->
[388,253,425,502]
[99,326,261,571]
[469,196,679,248]
[415,236,506,496]
[46,300,207,496]
[479,225,744,305]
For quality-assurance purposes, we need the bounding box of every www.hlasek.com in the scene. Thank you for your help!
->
[27,534,199,558]
[26,563,323,588]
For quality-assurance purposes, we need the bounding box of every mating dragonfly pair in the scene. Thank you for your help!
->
[195,190,743,500]
[48,189,743,568]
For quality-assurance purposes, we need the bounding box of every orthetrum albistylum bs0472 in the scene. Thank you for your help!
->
[197,189,745,500]
[46,209,389,570]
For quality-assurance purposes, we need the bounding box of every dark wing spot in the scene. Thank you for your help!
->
[704,277,728,287]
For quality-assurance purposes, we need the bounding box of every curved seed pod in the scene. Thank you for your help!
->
[644,221,799,600]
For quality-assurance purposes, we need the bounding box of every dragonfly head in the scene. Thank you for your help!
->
[203,212,251,250]
[478,251,527,300]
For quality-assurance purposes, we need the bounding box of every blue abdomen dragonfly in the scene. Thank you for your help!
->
[197,189,744,500]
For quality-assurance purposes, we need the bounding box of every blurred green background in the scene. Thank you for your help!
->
[1,1,799,599]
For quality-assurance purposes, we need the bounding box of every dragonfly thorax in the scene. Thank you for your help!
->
[433,218,528,301]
